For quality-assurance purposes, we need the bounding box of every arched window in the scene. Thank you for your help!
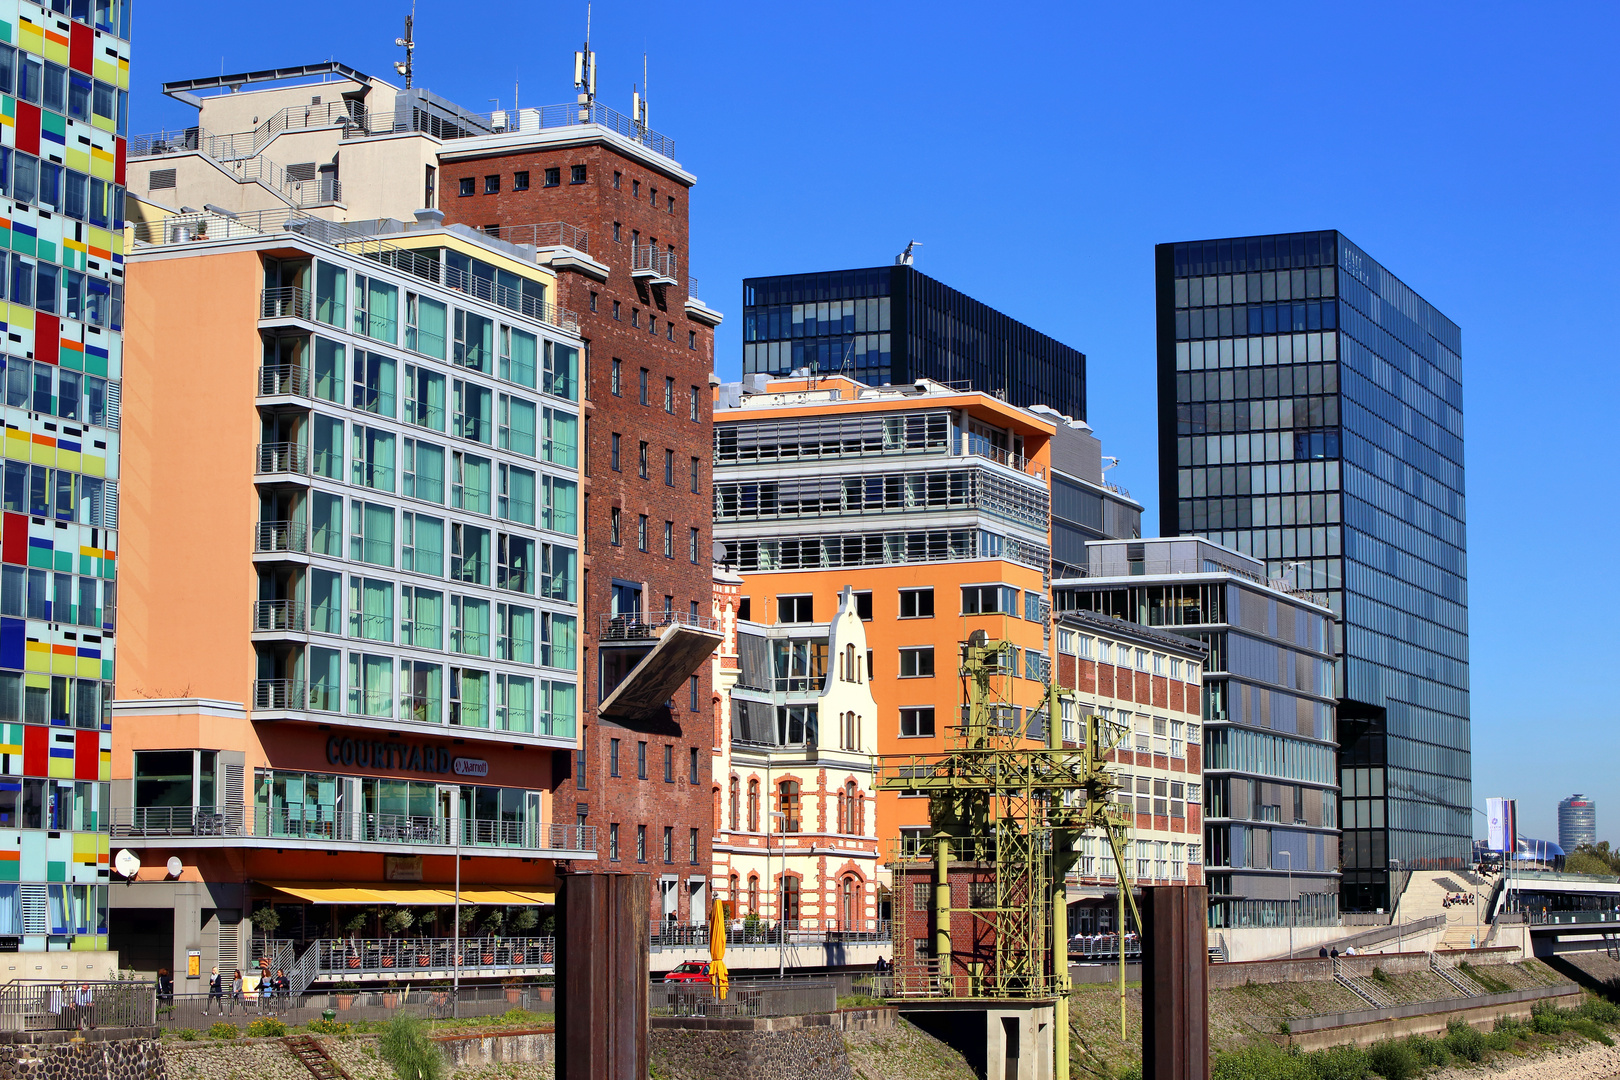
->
[842,876,862,930]
[778,780,800,833]
[844,780,860,835]
[729,872,739,909]
[846,643,857,682]
[747,779,759,832]
[747,874,759,916]
[837,789,848,834]
[729,776,740,831]
[781,875,800,925]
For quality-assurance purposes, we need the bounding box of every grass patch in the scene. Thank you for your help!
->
[1458,961,1511,994]
[378,1014,446,1080]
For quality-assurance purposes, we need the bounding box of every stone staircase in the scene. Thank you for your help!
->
[1394,872,1484,951]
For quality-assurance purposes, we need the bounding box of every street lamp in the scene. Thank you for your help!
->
[769,811,786,978]
[1280,850,1293,958]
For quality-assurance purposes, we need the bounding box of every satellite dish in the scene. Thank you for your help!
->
[967,629,989,649]
[166,857,183,878]
[712,541,728,564]
[113,850,141,879]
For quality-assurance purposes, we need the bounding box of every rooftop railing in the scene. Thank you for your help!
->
[111,804,594,854]
[486,221,589,254]
[1054,558,1331,608]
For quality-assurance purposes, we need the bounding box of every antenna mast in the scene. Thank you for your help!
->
[393,1,416,89]
[574,2,597,119]
[633,53,650,135]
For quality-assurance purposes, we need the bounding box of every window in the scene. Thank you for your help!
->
[663,745,674,783]
[664,377,675,413]
[691,387,700,421]
[729,777,740,829]
[613,222,621,243]
[637,740,648,780]
[589,292,598,313]
[689,745,699,782]
[612,299,621,320]
[748,875,759,915]
[650,186,657,206]
[611,358,622,395]
[689,827,699,864]
[638,515,648,551]
[638,441,649,479]
[689,528,700,564]
[747,780,760,831]
[690,457,701,493]
[781,876,800,923]
[899,648,935,678]
[662,521,674,558]
[571,164,587,184]
[631,309,640,328]
[1025,591,1044,621]
[632,179,640,198]
[610,507,622,545]
[899,589,934,618]
[609,823,620,860]
[636,824,647,863]
[484,175,500,194]
[659,826,672,863]
[854,592,873,621]
[777,595,813,623]
[458,177,474,197]
[544,167,560,188]
[962,584,1020,615]
[610,432,621,471]
[639,368,649,405]
[664,449,675,486]
[840,710,861,750]
[900,707,935,737]
[610,738,620,777]
[513,170,529,191]
[689,331,697,350]
[668,195,676,214]
[1170,658,1183,680]
[613,171,622,190]
[778,780,800,833]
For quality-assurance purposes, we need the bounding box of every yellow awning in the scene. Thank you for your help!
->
[263,882,459,904]
[457,888,553,905]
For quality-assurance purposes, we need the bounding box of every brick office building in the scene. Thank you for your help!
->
[439,100,724,925]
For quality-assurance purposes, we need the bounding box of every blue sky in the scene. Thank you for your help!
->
[130,2,1618,844]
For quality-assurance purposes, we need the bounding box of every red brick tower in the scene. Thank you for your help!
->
[439,90,723,926]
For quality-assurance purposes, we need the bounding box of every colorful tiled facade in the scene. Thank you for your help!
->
[0,0,129,956]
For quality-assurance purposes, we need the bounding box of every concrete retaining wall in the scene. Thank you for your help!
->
[433,1027,552,1069]
[1281,984,1583,1053]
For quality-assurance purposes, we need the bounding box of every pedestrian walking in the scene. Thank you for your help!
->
[228,969,243,1014]
[205,966,224,1016]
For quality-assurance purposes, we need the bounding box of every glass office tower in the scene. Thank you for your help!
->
[743,266,1087,420]
[1155,232,1469,912]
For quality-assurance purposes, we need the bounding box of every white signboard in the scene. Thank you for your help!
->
[453,757,489,777]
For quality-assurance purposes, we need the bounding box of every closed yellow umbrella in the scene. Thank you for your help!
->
[708,896,728,1000]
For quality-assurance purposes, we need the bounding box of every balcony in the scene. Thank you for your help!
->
[255,520,309,559]
[256,442,311,482]
[259,364,312,400]
[314,936,555,981]
[630,244,678,286]
[253,678,307,712]
[110,804,594,859]
[252,599,306,635]
[597,612,721,721]
[261,287,313,322]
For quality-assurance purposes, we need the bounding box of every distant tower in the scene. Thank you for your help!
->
[1559,795,1597,853]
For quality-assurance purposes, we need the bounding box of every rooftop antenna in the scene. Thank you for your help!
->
[896,240,921,266]
[394,2,415,89]
[633,53,649,135]
[574,2,597,118]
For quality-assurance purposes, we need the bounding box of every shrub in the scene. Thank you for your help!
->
[1494,1014,1529,1037]
[306,1018,351,1035]
[1579,995,1620,1025]
[1530,1001,1566,1036]
[1404,1034,1449,1069]
[206,1021,239,1040]
[1365,1039,1419,1080]
[173,1028,198,1042]
[1567,1017,1615,1046]
[1304,1043,1369,1080]
[1370,967,1393,987]
[378,1014,446,1080]
[1443,1019,1486,1062]
[246,1017,288,1038]
[1211,1042,1311,1080]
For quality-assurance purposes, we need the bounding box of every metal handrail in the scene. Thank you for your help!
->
[255,520,308,554]
[1054,557,1331,608]
[598,610,718,641]
[0,981,155,1030]
[259,363,312,398]
[492,221,589,254]
[651,921,891,947]
[111,805,245,837]
[253,600,306,633]
[318,936,556,977]
[261,287,312,321]
[256,442,310,476]
[687,277,700,301]
[252,679,307,710]
[631,244,678,280]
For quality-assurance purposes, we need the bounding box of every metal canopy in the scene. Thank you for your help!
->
[163,62,377,107]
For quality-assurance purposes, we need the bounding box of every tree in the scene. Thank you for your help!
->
[1571,842,1620,876]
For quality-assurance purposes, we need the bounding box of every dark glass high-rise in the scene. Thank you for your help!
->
[1154,231,1469,912]
[743,265,1087,421]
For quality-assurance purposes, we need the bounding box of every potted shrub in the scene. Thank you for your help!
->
[502,976,523,1005]
[249,905,282,959]
[380,980,401,1009]
[333,981,359,1011]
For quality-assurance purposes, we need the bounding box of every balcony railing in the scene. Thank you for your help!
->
[598,610,718,642]
[686,277,700,301]
[631,244,678,282]
[256,442,310,477]
[261,287,312,321]
[955,436,1041,478]
[317,937,555,978]
[651,920,891,948]
[252,678,306,711]
[111,804,594,854]
[486,221,588,254]
[256,520,308,555]
[253,600,306,633]
[259,363,312,398]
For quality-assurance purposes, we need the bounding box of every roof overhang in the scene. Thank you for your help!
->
[164,62,379,108]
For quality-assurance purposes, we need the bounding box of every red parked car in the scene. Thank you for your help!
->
[662,960,711,984]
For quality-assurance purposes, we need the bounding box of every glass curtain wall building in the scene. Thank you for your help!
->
[742,266,1087,420]
[1155,231,1469,912]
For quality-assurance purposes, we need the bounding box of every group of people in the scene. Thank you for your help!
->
[1317,945,1358,957]
[44,983,95,1029]
[203,958,291,1016]
[1443,891,1475,908]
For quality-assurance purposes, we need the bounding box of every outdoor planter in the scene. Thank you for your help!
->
[417,955,431,967]
[382,992,399,1008]
[347,957,360,969]
[336,994,355,1011]
[504,988,521,1004]
[382,956,395,967]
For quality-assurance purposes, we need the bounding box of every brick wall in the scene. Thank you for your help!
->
[441,136,716,922]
